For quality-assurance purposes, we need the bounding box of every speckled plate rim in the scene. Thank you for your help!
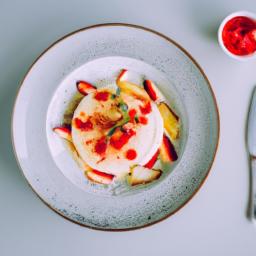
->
[11,23,220,231]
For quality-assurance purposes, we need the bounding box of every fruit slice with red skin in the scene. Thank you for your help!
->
[76,81,96,96]
[116,69,127,83]
[128,165,161,186]
[144,149,159,168]
[143,80,164,102]
[116,69,141,85]
[118,81,150,101]
[159,134,178,163]
[158,102,179,140]
[86,169,114,185]
[53,127,72,142]
[116,70,150,101]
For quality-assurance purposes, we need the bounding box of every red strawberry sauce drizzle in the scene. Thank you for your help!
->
[74,118,93,131]
[138,116,148,125]
[110,129,136,150]
[126,149,137,160]
[139,101,152,115]
[128,108,137,123]
[94,137,108,155]
[94,91,109,101]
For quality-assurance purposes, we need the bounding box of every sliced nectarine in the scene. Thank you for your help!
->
[159,134,178,163]
[128,165,161,186]
[158,102,179,140]
[144,149,159,168]
[143,80,164,102]
[116,70,150,101]
[86,169,114,185]
[117,81,150,101]
[116,69,128,83]
[53,127,72,142]
[76,81,96,96]
[116,69,141,85]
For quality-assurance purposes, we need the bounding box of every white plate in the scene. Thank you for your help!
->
[12,24,219,230]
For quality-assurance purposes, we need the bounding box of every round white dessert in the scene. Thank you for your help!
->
[72,87,163,178]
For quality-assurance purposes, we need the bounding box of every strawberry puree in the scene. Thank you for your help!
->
[139,101,152,115]
[126,149,137,160]
[74,118,93,131]
[110,129,136,150]
[94,91,110,101]
[94,137,107,155]
[222,16,256,55]
[138,116,148,125]
[128,108,137,122]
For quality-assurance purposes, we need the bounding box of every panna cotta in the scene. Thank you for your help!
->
[53,69,180,186]
[72,87,163,178]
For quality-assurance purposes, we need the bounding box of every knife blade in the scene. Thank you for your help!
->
[247,86,256,221]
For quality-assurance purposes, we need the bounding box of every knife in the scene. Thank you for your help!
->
[247,86,256,221]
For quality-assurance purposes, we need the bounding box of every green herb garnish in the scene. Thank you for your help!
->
[119,102,128,112]
[116,87,121,96]
[111,94,116,99]
[106,92,131,137]
[107,126,117,137]
[106,115,130,137]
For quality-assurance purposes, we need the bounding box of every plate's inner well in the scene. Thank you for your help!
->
[46,56,187,196]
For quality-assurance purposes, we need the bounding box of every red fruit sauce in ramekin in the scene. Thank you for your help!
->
[222,16,256,56]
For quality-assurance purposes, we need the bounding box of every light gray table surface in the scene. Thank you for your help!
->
[1,0,256,255]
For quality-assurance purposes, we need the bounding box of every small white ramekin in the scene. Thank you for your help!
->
[218,11,256,61]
